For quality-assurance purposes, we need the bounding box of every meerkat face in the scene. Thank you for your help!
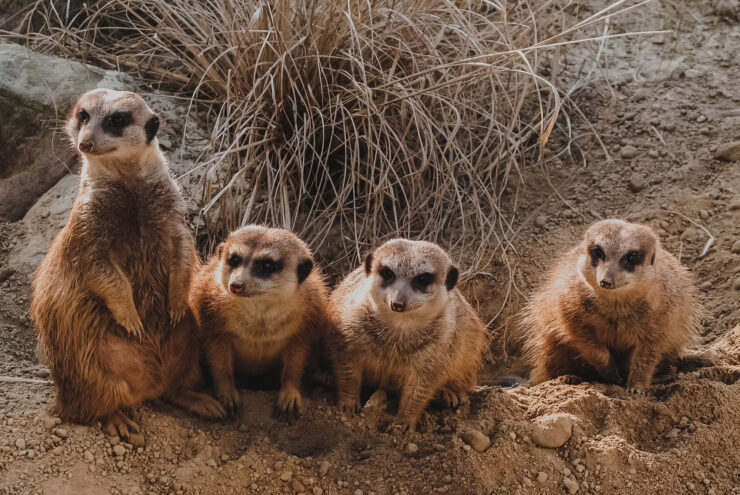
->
[66,89,160,161]
[215,226,314,300]
[578,220,658,293]
[364,239,458,325]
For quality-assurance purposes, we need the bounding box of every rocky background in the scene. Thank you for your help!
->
[1,1,739,494]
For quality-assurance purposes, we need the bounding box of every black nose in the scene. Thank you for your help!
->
[229,282,245,294]
[79,141,94,152]
[390,301,406,312]
[599,279,614,289]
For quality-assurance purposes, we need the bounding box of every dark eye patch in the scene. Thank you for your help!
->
[589,245,605,267]
[227,254,242,268]
[378,266,395,286]
[102,111,132,136]
[411,272,435,292]
[78,110,89,123]
[252,258,283,278]
[620,250,644,272]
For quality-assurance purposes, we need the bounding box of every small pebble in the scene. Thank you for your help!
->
[53,428,68,439]
[733,277,740,291]
[534,215,547,228]
[563,477,579,494]
[715,141,740,161]
[731,240,740,254]
[292,480,306,492]
[629,173,648,193]
[404,443,419,455]
[620,145,639,159]
[531,414,573,448]
[461,429,491,453]
[319,461,330,476]
[280,470,293,482]
[113,445,126,457]
[84,450,95,463]
[537,472,548,483]
[15,439,26,450]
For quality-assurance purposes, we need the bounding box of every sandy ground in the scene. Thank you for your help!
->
[1,1,739,494]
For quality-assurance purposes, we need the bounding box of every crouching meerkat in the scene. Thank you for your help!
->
[189,226,330,416]
[329,239,488,430]
[523,219,702,393]
[31,89,225,437]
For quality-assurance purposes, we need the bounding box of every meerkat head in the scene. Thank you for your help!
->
[578,219,658,294]
[363,239,459,325]
[215,225,314,301]
[66,88,160,164]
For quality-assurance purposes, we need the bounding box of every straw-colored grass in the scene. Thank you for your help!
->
[14,0,649,283]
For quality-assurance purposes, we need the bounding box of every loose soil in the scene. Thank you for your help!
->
[1,1,738,494]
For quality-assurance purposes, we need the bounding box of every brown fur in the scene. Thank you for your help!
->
[31,89,224,437]
[189,225,331,415]
[328,239,488,429]
[523,219,702,393]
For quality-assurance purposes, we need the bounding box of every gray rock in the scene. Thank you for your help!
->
[563,477,579,494]
[0,43,128,220]
[715,141,740,161]
[461,429,490,453]
[531,414,573,448]
[620,145,639,160]
[629,173,648,193]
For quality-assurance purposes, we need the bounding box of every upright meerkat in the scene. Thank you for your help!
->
[329,239,488,430]
[31,89,224,437]
[523,219,702,393]
[189,226,330,416]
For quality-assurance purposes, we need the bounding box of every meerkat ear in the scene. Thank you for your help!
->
[445,265,459,291]
[145,114,160,143]
[216,242,224,258]
[364,252,374,275]
[297,259,313,284]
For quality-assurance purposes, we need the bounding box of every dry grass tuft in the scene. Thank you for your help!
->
[14,0,648,285]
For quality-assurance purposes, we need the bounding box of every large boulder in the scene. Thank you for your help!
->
[0,42,127,220]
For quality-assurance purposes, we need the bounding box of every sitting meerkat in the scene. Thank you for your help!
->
[31,89,225,438]
[329,239,488,430]
[189,225,330,416]
[523,219,702,393]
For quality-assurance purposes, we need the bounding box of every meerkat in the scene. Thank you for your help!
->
[328,239,488,430]
[189,225,330,416]
[31,89,225,437]
[523,219,702,393]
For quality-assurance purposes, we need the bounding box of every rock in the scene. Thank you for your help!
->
[733,277,740,291]
[128,432,146,449]
[84,450,95,463]
[319,461,330,477]
[313,488,324,495]
[620,145,639,159]
[113,445,126,457]
[280,470,293,482]
[563,477,579,494]
[353,490,363,495]
[403,443,419,455]
[461,429,490,453]
[731,240,740,254]
[15,438,26,450]
[523,477,533,487]
[729,200,740,211]
[534,215,547,228]
[629,173,648,193]
[52,428,68,439]
[537,472,548,483]
[292,479,306,492]
[531,414,573,448]
[715,141,740,162]
[42,417,59,430]
[0,43,128,221]
[715,0,740,19]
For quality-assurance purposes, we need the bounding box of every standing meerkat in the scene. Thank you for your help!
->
[523,219,702,393]
[329,239,488,430]
[189,225,330,416]
[31,89,225,437]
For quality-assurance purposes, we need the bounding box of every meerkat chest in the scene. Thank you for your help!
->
[225,302,302,363]
[582,299,651,349]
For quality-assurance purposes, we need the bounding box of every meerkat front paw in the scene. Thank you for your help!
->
[277,387,303,419]
[439,389,468,408]
[116,313,144,340]
[337,396,362,414]
[626,380,649,395]
[168,296,188,326]
[216,385,241,417]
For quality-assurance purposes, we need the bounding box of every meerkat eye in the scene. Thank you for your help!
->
[412,272,435,291]
[253,258,282,277]
[108,112,131,129]
[379,267,395,282]
[621,250,644,270]
[78,110,89,123]
[227,254,242,268]
[589,245,605,262]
